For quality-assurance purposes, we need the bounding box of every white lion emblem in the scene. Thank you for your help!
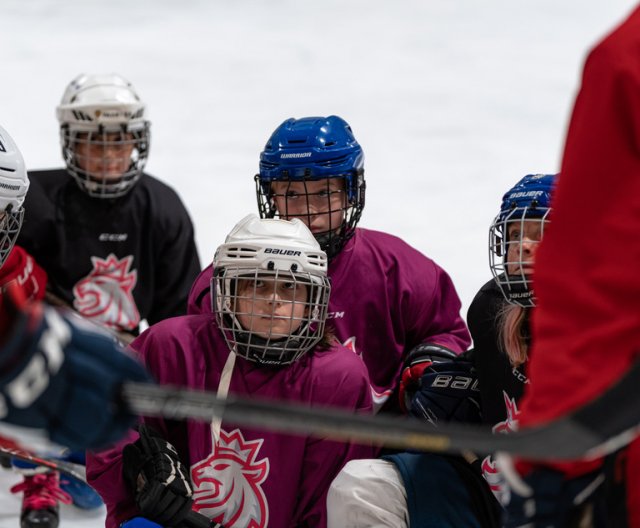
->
[191,429,270,528]
[72,253,140,330]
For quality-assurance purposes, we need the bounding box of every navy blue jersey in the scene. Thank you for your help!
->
[18,169,201,333]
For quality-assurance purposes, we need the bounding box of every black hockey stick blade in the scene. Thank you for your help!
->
[0,446,87,482]
[122,361,640,461]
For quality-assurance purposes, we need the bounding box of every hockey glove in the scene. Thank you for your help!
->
[409,357,482,426]
[0,291,151,451]
[399,343,458,413]
[496,454,607,528]
[122,424,203,527]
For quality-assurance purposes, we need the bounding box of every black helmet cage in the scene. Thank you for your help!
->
[254,171,365,259]
[61,122,150,199]
[0,204,23,268]
[212,266,331,365]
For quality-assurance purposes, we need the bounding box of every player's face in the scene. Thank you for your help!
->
[235,276,309,339]
[74,131,135,181]
[271,179,346,235]
[505,219,543,275]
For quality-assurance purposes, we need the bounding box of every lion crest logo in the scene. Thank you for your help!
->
[72,253,140,330]
[492,391,520,435]
[191,429,269,528]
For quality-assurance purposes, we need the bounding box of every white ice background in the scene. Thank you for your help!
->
[0,0,637,525]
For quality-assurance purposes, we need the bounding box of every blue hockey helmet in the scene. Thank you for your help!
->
[255,116,365,259]
[489,174,556,307]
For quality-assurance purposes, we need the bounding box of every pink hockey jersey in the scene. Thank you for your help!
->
[86,313,375,528]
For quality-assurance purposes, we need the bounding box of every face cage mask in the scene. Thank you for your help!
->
[254,174,365,259]
[0,207,23,268]
[213,268,331,366]
[60,124,150,199]
[488,208,550,308]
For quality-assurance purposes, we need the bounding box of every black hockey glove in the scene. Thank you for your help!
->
[408,356,482,426]
[122,424,209,527]
[398,343,458,413]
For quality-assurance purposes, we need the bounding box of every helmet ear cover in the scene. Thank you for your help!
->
[489,174,556,307]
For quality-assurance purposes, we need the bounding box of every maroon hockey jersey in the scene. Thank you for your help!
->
[86,313,375,528]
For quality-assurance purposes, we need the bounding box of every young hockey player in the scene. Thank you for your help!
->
[17,73,201,340]
[86,214,376,528]
[502,5,640,526]
[187,115,471,415]
[14,73,200,520]
[327,174,584,528]
[0,124,151,528]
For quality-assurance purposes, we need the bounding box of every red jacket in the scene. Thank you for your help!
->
[517,5,640,522]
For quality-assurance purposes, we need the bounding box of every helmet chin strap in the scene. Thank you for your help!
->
[503,275,535,307]
[210,350,237,447]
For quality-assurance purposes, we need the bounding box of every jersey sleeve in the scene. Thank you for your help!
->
[85,430,140,528]
[518,7,640,436]
[409,259,471,354]
[0,246,47,302]
[147,192,201,324]
[86,328,190,528]
[16,173,58,264]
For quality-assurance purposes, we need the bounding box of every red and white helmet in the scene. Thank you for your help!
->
[56,73,150,199]
[0,125,29,267]
[213,214,331,365]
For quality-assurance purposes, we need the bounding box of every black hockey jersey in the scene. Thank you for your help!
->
[466,278,528,431]
[17,169,201,334]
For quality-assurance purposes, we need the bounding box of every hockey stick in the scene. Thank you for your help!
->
[0,449,215,528]
[0,446,87,482]
[122,360,640,461]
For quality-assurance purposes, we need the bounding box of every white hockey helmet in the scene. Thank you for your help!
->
[56,73,150,199]
[0,125,29,268]
[213,214,331,365]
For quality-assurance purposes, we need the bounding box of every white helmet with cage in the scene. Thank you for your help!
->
[213,214,331,365]
[56,73,150,199]
[0,125,29,268]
